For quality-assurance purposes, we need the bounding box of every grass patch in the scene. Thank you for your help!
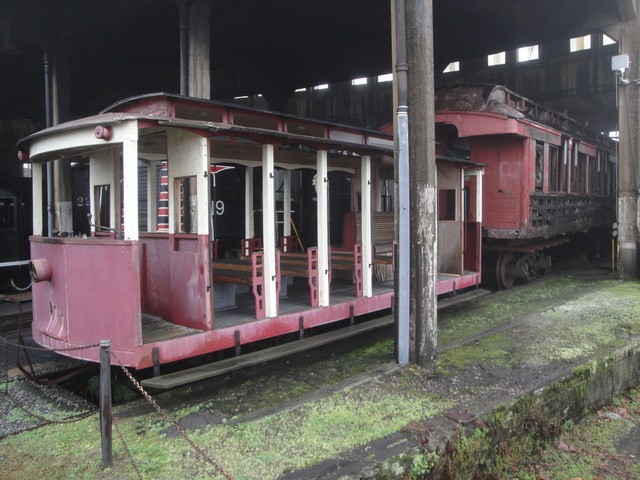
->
[1,378,452,480]
[436,332,511,372]
[507,388,640,480]
[438,275,620,346]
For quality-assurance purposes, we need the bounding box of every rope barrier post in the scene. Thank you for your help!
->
[100,340,112,469]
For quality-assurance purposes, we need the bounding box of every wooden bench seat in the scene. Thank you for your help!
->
[212,255,266,318]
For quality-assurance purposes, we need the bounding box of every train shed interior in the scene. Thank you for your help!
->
[0,1,637,342]
[0,0,628,140]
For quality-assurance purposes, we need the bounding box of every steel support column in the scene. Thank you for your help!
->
[392,0,411,365]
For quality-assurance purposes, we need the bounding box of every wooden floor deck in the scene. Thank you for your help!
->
[141,314,202,344]
[213,278,394,330]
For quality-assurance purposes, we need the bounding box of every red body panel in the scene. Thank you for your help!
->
[31,236,142,361]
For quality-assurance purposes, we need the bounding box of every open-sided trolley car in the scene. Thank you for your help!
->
[18,93,483,369]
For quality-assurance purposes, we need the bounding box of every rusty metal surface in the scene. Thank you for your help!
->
[445,409,477,424]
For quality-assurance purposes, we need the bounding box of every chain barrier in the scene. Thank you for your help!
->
[113,418,144,480]
[0,332,101,353]
[1,313,98,427]
[112,351,234,480]
[2,298,232,479]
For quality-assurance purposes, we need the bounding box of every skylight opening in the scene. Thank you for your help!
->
[517,45,539,62]
[352,77,368,86]
[378,73,393,82]
[295,87,307,93]
[443,61,460,73]
[488,51,506,66]
[570,34,591,52]
[313,84,329,91]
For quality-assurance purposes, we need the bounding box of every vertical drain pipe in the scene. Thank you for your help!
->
[44,51,54,237]
[179,0,188,96]
[394,0,410,365]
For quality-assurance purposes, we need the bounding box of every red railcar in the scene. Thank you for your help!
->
[18,93,483,369]
[435,85,617,288]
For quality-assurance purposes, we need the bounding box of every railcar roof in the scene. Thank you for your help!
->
[435,84,616,151]
[18,98,395,161]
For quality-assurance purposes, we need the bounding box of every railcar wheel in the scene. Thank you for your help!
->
[496,252,516,289]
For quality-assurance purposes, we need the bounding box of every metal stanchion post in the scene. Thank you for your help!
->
[100,340,112,469]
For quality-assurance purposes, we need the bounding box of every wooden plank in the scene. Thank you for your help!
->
[373,255,393,265]
[211,259,253,272]
[212,274,252,285]
[141,314,394,390]
[280,266,309,277]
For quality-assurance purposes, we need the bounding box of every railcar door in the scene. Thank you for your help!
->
[437,163,464,275]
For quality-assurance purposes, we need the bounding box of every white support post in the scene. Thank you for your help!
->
[262,145,278,317]
[361,155,373,297]
[245,167,254,239]
[122,123,139,241]
[474,169,483,223]
[196,138,209,235]
[316,150,330,306]
[283,169,292,237]
[32,162,44,236]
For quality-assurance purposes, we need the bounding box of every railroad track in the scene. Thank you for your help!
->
[0,292,32,335]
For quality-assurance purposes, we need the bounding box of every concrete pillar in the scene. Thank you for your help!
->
[188,0,212,99]
[406,0,438,364]
[618,2,640,278]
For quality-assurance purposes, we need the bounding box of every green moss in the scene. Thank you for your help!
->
[437,333,511,371]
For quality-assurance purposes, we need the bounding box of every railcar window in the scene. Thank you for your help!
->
[137,160,166,233]
[175,176,197,234]
[548,146,560,192]
[0,193,15,229]
[381,179,393,212]
[438,189,456,221]
[577,153,588,194]
[137,132,168,233]
[94,185,111,229]
[588,155,597,194]
[535,141,544,192]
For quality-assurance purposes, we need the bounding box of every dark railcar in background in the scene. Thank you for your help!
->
[435,85,617,288]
